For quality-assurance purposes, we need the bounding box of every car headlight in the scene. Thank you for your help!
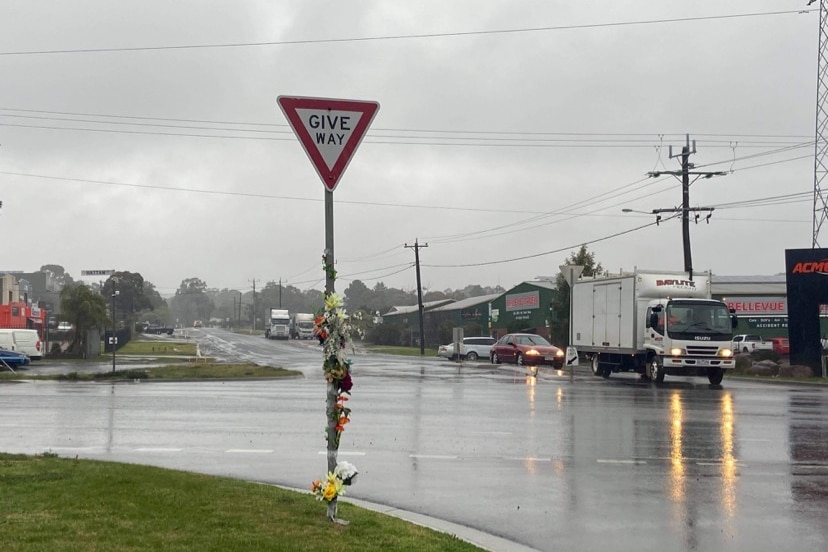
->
[718,349,733,358]
[526,348,540,356]
[555,349,564,357]
[669,347,684,356]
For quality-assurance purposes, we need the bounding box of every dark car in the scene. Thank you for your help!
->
[490,333,565,368]
[0,348,30,369]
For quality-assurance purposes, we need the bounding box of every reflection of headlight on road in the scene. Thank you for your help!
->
[718,349,733,358]
[526,349,540,355]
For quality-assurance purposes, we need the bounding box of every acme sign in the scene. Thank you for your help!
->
[790,259,828,275]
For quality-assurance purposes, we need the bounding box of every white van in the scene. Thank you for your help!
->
[0,329,43,360]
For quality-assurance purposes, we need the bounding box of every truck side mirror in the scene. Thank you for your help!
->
[649,313,659,328]
[731,315,738,329]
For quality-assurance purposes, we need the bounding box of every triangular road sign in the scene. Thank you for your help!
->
[277,96,380,192]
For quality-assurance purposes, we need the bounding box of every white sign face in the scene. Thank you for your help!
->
[295,108,364,171]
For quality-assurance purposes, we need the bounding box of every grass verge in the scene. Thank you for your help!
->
[114,339,197,356]
[0,453,482,552]
[364,345,439,357]
[0,363,302,381]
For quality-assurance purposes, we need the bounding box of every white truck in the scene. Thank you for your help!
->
[570,269,737,385]
[266,308,290,339]
[731,334,774,354]
[290,312,315,339]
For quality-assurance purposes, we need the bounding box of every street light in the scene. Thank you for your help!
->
[111,290,119,373]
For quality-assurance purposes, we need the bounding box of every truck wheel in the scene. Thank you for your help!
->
[707,367,724,385]
[648,357,665,384]
[591,354,601,377]
[466,351,478,361]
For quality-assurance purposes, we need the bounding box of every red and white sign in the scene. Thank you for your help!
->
[277,96,380,192]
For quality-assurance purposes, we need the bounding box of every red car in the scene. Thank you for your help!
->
[769,337,789,355]
[490,333,565,368]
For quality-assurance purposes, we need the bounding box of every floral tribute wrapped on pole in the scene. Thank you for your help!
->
[312,252,356,524]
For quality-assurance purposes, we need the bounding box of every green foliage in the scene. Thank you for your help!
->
[734,354,752,372]
[59,283,109,354]
[551,245,603,346]
[170,277,214,326]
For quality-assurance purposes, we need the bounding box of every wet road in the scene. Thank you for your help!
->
[2,329,827,552]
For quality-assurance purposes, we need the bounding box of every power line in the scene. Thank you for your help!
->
[0,9,812,57]
[423,217,675,269]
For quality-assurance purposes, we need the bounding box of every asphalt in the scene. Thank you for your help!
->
[8,356,541,552]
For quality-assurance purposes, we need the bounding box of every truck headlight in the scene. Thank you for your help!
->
[718,349,733,358]
[670,347,684,356]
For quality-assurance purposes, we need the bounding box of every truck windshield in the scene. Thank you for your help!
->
[272,317,290,324]
[666,301,732,340]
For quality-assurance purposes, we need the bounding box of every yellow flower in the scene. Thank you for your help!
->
[323,482,337,501]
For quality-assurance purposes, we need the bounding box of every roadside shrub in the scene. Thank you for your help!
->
[734,355,752,372]
[751,349,780,363]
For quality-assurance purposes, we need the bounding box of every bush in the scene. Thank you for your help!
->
[751,349,780,363]
[734,354,752,372]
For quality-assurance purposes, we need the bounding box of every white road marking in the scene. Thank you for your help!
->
[597,458,647,465]
[503,456,552,462]
[134,447,183,452]
[225,449,273,454]
[409,454,458,460]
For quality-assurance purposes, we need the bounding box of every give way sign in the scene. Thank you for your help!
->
[277,96,380,192]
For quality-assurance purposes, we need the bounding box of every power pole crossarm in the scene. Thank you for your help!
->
[404,239,428,356]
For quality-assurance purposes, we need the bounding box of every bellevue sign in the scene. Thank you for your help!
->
[277,96,379,192]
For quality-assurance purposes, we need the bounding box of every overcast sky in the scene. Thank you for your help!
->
[0,1,820,297]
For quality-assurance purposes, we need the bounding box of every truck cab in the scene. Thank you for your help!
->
[644,299,736,383]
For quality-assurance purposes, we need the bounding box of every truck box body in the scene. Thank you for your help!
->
[571,269,735,384]
[572,271,711,353]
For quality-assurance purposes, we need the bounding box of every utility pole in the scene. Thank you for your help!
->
[278,278,283,308]
[646,134,726,280]
[249,279,258,331]
[812,0,828,247]
[404,239,428,355]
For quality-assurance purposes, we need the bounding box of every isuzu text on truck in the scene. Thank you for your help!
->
[570,269,737,385]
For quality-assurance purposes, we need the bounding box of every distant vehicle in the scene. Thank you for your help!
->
[490,333,564,368]
[193,320,203,328]
[266,309,290,339]
[290,313,315,339]
[437,337,496,361]
[0,348,30,369]
[0,329,43,361]
[732,334,773,354]
[143,323,174,336]
[56,321,73,332]
[769,337,789,355]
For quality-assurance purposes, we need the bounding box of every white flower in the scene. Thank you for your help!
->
[334,461,358,483]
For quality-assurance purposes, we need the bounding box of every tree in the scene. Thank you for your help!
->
[59,283,109,355]
[103,272,152,327]
[40,264,75,289]
[170,278,213,326]
[343,280,370,311]
[550,245,603,346]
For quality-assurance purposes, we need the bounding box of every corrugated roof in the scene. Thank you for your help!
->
[383,298,454,316]
[430,293,503,312]
[711,274,787,295]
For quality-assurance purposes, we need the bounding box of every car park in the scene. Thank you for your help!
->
[490,333,565,368]
[437,337,496,361]
[769,337,789,355]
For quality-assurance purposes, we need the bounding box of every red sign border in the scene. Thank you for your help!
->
[277,96,380,192]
